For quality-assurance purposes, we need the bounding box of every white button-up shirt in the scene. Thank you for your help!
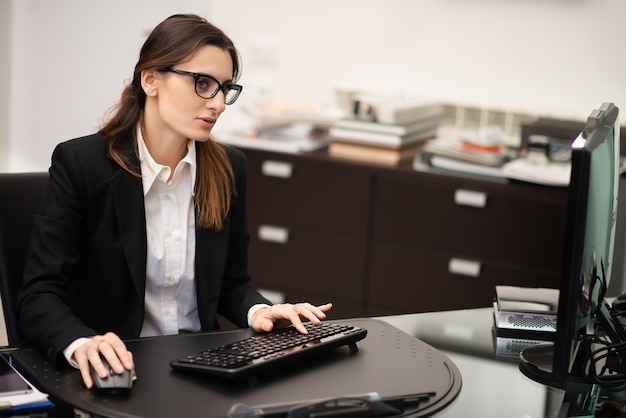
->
[137,130,199,337]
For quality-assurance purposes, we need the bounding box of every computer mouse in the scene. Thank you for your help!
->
[89,356,133,396]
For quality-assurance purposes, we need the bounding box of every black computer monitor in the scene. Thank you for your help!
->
[519,103,621,390]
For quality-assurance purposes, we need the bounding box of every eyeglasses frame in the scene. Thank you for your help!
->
[164,68,243,105]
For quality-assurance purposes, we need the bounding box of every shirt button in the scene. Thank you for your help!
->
[167,277,176,284]
[164,195,171,201]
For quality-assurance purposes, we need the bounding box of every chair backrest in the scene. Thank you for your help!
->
[0,172,48,346]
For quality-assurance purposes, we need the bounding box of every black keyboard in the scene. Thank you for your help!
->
[170,322,367,384]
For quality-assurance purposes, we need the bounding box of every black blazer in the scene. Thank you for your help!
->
[16,133,271,364]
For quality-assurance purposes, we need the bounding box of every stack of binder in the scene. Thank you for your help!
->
[492,285,558,359]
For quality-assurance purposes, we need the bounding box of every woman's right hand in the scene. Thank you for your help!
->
[71,332,135,389]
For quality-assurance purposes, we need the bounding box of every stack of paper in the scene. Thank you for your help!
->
[218,101,333,154]
[501,157,571,187]
[217,124,330,154]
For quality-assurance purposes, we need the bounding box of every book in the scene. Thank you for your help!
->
[333,115,440,136]
[328,141,421,165]
[370,101,442,125]
[329,125,437,149]
[494,285,559,333]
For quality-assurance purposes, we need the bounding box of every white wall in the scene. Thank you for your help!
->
[6,0,208,172]
[209,0,625,136]
[5,0,626,172]
[0,0,10,170]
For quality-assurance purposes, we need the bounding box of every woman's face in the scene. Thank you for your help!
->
[147,45,234,143]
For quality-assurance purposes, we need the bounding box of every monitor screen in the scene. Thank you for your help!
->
[520,103,621,390]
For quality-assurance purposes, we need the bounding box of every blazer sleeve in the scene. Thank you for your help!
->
[17,139,101,362]
[16,134,144,364]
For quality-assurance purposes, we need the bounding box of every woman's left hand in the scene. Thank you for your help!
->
[251,302,333,334]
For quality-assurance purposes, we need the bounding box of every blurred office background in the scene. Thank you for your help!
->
[1,0,624,172]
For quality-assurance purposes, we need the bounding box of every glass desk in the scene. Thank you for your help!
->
[380,307,566,418]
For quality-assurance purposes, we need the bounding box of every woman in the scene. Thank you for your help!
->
[16,14,332,389]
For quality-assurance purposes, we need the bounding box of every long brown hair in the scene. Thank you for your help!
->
[99,14,241,230]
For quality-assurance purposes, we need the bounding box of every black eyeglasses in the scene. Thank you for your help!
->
[164,68,243,105]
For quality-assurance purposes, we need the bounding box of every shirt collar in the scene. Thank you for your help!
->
[137,126,197,196]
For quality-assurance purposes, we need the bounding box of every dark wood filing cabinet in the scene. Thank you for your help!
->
[368,169,567,316]
[240,147,569,319]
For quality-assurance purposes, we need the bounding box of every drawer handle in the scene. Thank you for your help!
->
[261,160,293,179]
[258,225,290,244]
[448,258,481,277]
[454,189,487,208]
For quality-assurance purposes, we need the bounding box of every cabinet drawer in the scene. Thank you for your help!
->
[366,242,560,314]
[248,223,367,302]
[245,151,373,238]
[372,172,567,271]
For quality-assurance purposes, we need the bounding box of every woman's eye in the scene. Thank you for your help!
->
[196,77,214,92]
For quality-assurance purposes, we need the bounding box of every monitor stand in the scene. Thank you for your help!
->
[519,343,600,418]
[519,343,555,386]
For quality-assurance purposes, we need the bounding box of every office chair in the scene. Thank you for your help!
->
[0,172,48,346]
